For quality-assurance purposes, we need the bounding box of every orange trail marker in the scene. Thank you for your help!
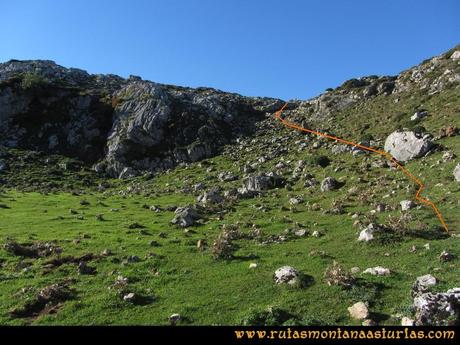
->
[274,103,449,233]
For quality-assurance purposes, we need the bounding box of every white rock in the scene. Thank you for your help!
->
[348,302,369,320]
[401,317,414,326]
[453,163,460,182]
[274,266,300,285]
[249,263,258,269]
[358,223,380,242]
[363,266,391,276]
[384,131,433,162]
[450,50,460,60]
[350,267,361,274]
[400,200,416,211]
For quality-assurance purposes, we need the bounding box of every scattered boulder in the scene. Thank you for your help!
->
[171,206,201,227]
[358,223,381,242]
[77,262,96,275]
[412,274,437,297]
[439,250,455,262]
[197,188,224,206]
[384,131,433,162]
[411,110,428,121]
[218,172,238,182]
[169,313,181,326]
[363,266,391,276]
[274,266,300,286]
[454,163,460,182]
[320,177,339,192]
[400,200,416,211]
[348,302,369,320]
[239,174,285,195]
[442,151,456,162]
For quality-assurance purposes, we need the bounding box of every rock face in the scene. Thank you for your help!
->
[413,288,460,325]
[273,266,300,286]
[0,60,281,178]
[454,163,460,182]
[384,131,433,162]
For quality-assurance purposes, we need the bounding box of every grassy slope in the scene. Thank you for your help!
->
[0,129,459,325]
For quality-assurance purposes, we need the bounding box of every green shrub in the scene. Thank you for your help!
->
[20,72,50,90]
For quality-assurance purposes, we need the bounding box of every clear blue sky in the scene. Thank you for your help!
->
[0,0,458,100]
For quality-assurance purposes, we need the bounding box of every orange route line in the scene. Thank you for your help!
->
[274,103,449,233]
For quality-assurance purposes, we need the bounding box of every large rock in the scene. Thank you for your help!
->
[197,188,224,206]
[412,274,437,297]
[171,206,201,227]
[358,223,381,242]
[320,177,339,192]
[400,200,416,211]
[363,266,391,276]
[274,266,300,286]
[239,174,285,195]
[384,131,433,162]
[413,288,460,325]
[348,302,369,320]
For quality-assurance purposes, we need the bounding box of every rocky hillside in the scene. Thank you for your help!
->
[0,46,459,326]
[1,46,459,181]
[0,60,282,178]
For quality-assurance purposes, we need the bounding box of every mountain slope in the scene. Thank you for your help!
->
[0,46,459,326]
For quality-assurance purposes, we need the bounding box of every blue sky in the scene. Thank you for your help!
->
[0,0,458,100]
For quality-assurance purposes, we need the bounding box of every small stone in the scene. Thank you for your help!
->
[169,313,181,325]
[311,230,321,238]
[294,229,307,237]
[123,292,136,302]
[348,302,369,320]
[400,200,416,211]
[127,255,140,263]
[350,267,360,274]
[401,317,414,326]
[439,250,455,262]
[249,263,258,269]
[77,262,96,275]
[101,249,112,256]
[362,319,376,326]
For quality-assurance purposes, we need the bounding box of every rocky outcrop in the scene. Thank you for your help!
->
[413,288,460,325]
[0,60,282,177]
[384,131,433,162]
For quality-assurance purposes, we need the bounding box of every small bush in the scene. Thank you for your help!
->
[212,230,238,260]
[324,261,355,289]
[310,155,330,168]
[20,72,50,90]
